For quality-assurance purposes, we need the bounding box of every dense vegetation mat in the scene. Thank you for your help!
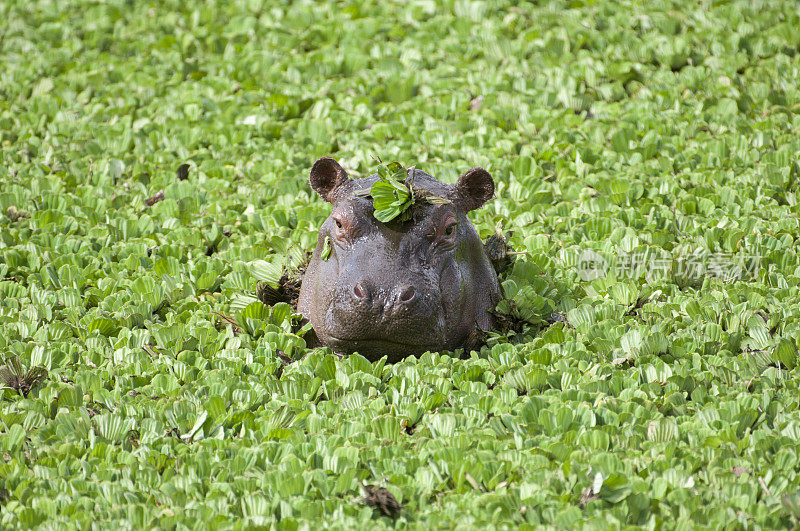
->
[1,0,800,527]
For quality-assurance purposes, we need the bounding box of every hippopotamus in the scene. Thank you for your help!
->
[298,157,502,362]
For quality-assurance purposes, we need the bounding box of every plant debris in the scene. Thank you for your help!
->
[256,275,302,308]
[5,205,30,222]
[0,357,49,397]
[176,163,190,181]
[484,230,515,275]
[145,190,165,206]
[360,484,403,518]
[211,311,242,334]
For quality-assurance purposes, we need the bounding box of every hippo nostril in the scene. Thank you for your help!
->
[353,282,368,300]
[398,285,416,304]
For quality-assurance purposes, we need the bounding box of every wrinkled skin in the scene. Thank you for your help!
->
[298,157,501,362]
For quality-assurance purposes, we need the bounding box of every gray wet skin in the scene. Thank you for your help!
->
[298,157,502,362]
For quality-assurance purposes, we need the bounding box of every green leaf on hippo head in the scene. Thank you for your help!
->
[371,181,402,210]
[370,159,414,222]
[373,205,403,223]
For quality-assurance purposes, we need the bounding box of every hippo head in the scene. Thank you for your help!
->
[298,157,502,362]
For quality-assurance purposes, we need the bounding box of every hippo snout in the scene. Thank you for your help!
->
[315,274,446,360]
[331,277,440,331]
[350,280,420,316]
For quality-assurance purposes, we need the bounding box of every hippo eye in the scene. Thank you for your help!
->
[332,215,352,242]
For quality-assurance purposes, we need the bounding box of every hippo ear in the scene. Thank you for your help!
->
[310,157,350,203]
[456,167,494,211]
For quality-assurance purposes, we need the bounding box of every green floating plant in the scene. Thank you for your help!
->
[320,235,332,260]
[370,160,415,222]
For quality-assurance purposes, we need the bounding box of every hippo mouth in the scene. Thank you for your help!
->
[326,335,434,349]
[321,299,447,356]
[324,334,440,359]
